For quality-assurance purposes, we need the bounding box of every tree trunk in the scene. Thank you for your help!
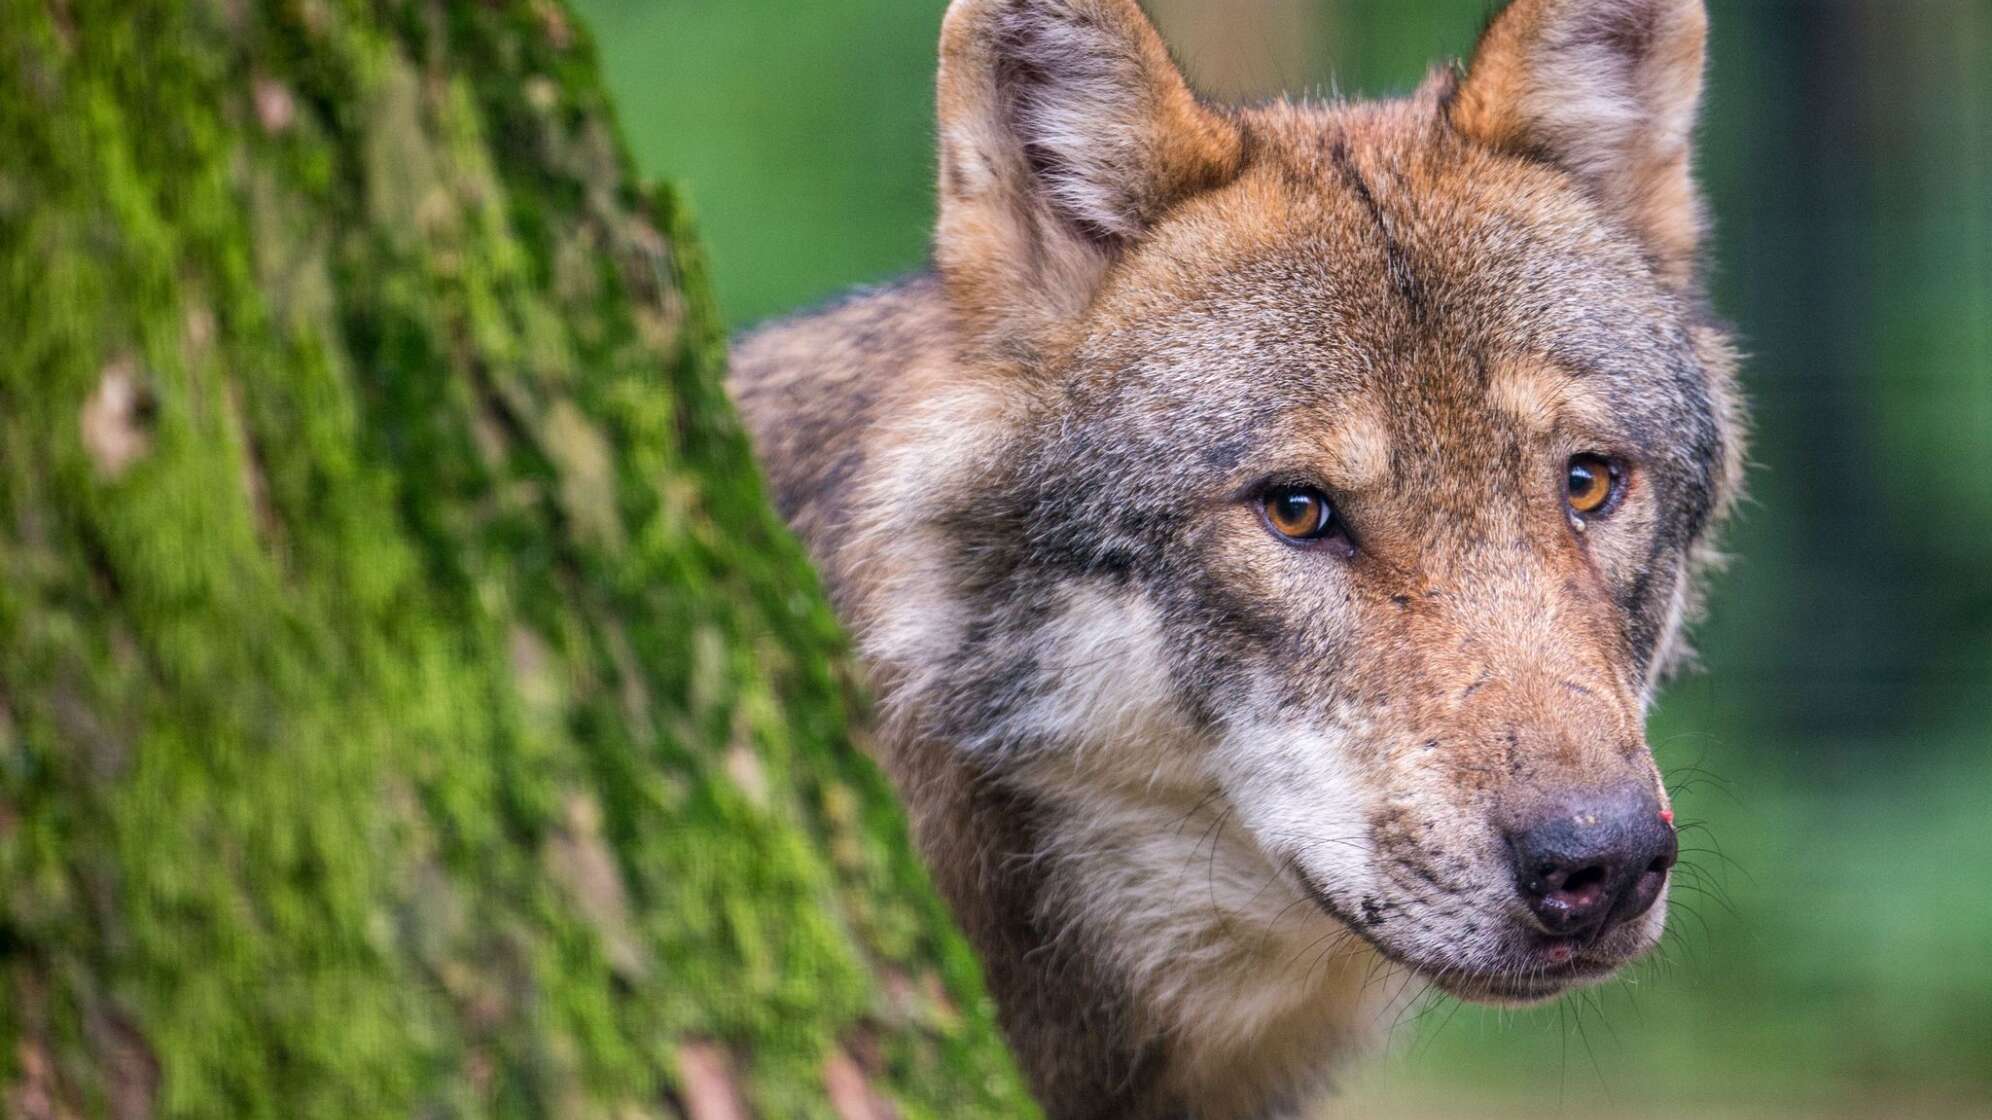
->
[0,2,1035,1118]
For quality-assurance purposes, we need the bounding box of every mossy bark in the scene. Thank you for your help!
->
[0,2,1035,1117]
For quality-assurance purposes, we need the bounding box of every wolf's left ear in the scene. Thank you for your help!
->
[1451,0,1710,287]
[935,0,1247,348]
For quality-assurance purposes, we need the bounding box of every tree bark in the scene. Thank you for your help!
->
[0,2,1035,1118]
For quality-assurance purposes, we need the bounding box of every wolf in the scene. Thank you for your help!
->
[730,0,1746,1116]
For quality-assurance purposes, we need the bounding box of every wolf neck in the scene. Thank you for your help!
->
[887,724,1403,1119]
[1018,755,1407,1117]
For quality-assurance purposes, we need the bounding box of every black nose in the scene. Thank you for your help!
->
[1509,786,1678,940]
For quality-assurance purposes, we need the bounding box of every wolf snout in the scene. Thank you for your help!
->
[1507,786,1679,941]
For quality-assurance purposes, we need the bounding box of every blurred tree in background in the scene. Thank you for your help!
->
[578,0,1992,1115]
[0,1,1035,1117]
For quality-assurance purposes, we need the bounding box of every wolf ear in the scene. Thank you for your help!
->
[1451,0,1710,287]
[935,0,1246,347]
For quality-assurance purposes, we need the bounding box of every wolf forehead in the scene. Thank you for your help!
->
[981,104,1732,549]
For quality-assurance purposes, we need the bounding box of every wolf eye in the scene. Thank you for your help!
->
[1566,455,1623,518]
[1260,486,1343,545]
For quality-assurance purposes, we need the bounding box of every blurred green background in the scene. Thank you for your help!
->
[572,1,1992,1115]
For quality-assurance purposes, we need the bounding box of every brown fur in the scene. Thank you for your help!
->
[731,2,1744,1117]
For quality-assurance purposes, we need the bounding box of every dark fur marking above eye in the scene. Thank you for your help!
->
[1330,141,1429,324]
[1200,434,1250,472]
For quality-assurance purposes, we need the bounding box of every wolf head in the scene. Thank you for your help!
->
[863,0,1744,1019]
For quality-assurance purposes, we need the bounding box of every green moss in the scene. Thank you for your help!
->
[0,0,1036,1116]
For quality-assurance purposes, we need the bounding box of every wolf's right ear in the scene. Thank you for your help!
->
[935,0,1246,350]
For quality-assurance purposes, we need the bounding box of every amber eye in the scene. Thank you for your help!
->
[1566,454,1622,517]
[1261,486,1341,543]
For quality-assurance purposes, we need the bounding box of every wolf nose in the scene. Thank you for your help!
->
[1509,787,1678,939]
